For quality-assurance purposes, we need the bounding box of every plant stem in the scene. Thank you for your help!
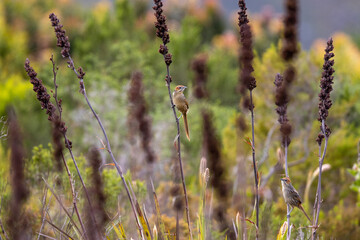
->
[61,152,88,239]
[249,90,259,235]
[42,178,82,237]
[67,56,143,238]
[284,139,291,240]
[163,59,192,239]
[51,57,100,239]
[312,120,329,239]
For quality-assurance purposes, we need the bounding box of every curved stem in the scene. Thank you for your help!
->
[67,56,144,239]
[51,56,93,239]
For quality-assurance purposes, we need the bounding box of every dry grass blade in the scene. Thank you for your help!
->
[45,220,75,240]
[150,179,167,240]
[42,178,82,237]
[143,205,153,239]
[110,223,126,240]
[37,184,50,240]
[128,181,146,239]
[37,232,58,240]
[118,223,127,239]
[136,203,151,240]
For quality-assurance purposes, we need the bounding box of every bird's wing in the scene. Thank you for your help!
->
[185,98,189,111]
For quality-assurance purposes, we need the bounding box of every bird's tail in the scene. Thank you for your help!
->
[183,113,190,141]
[299,205,311,222]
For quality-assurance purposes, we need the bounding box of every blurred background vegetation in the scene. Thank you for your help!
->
[0,0,360,239]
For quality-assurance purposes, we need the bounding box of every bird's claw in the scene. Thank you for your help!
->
[177,113,183,120]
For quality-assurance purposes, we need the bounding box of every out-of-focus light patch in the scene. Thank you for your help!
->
[92,1,111,23]
[212,31,238,51]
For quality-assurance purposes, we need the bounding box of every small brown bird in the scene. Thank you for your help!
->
[173,85,190,141]
[281,177,311,222]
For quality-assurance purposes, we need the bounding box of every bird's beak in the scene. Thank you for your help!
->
[183,86,187,90]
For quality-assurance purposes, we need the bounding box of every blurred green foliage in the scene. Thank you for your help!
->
[0,0,360,239]
[349,161,360,206]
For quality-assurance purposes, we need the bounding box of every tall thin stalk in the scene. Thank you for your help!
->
[48,13,143,238]
[284,140,291,240]
[238,1,259,234]
[274,72,293,239]
[311,38,335,239]
[249,90,259,230]
[153,1,192,238]
[25,58,92,238]
[68,56,144,238]
[277,0,299,237]
[313,121,329,226]
[50,56,91,239]
[164,64,192,239]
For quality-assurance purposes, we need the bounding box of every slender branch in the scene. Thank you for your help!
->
[50,57,98,240]
[37,232,58,240]
[48,13,140,235]
[43,195,58,238]
[61,152,87,238]
[284,139,291,240]
[37,183,49,240]
[312,37,334,239]
[42,177,82,238]
[312,144,321,228]
[164,63,192,239]
[45,220,75,240]
[67,56,142,236]
[249,90,259,231]
[312,120,329,239]
[152,1,192,236]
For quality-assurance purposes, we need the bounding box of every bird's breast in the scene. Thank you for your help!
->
[173,92,188,113]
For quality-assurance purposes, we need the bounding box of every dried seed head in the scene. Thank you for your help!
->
[203,168,210,186]
[317,38,335,141]
[49,13,71,58]
[238,0,256,93]
[281,0,298,62]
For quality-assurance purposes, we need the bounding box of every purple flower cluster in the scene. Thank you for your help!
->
[87,148,107,233]
[25,58,68,168]
[274,73,292,146]
[7,110,29,238]
[128,71,156,164]
[153,0,172,66]
[281,0,298,61]
[238,0,256,110]
[25,59,57,121]
[191,54,209,99]
[49,13,71,58]
[317,38,335,144]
